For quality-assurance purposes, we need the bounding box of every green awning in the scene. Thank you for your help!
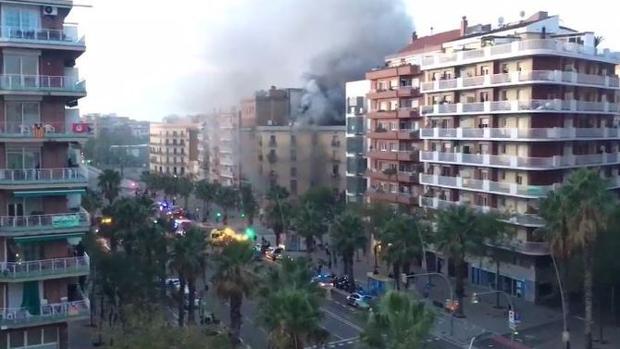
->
[14,232,86,244]
[13,189,86,198]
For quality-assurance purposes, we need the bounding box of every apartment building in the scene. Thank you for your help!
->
[149,123,201,178]
[0,1,92,347]
[364,31,453,209]
[252,125,346,196]
[415,12,620,302]
[345,80,370,203]
[240,86,302,128]
[202,112,238,186]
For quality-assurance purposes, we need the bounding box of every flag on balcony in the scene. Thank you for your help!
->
[72,123,92,133]
[33,123,44,138]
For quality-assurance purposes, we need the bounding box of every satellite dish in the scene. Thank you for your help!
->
[519,10,526,18]
[498,16,505,26]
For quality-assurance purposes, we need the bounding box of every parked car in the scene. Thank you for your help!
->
[265,246,285,261]
[334,275,356,292]
[311,273,336,288]
[346,292,373,309]
[166,278,181,291]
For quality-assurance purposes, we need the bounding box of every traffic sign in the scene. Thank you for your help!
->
[508,310,520,330]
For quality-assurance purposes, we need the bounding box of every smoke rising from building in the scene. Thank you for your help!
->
[190,0,413,124]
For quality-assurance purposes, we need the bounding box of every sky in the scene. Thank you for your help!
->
[69,0,620,121]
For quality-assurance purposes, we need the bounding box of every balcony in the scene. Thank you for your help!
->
[397,150,419,161]
[420,39,620,69]
[0,121,92,141]
[0,75,86,96]
[368,110,398,119]
[365,64,420,80]
[368,129,398,139]
[420,174,554,198]
[421,99,620,116]
[0,254,89,282]
[397,171,419,183]
[367,169,398,181]
[398,129,420,140]
[367,150,398,160]
[368,88,397,99]
[421,70,620,93]
[420,127,620,141]
[492,240,550,256]
[0,299,89,329]
[0,208,90,236]
[0,25,85,49]
[419,196,545,228]
[0,167,88,188]
[368,188,416,205]
[398,107,420,118]
[420,151,620,170]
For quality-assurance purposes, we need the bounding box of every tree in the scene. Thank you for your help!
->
[266,185,291,245]
[176,176,194,209]
[543,169,615,349]
[215,185,238,221]
[82,188,103,215]
[239,184,258,225]
[377,215,427,290]
[257,258,326,349]
[292,202,325,253]
[361,291,434,349]
[98,169,121,204]
[434,206,506,317]
[195,180,218,220]
[212,240,255,346]
[169,227,206,326]
[330,210,367,277]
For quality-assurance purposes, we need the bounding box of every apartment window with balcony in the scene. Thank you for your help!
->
[173,131,178,137]
[290,167,297,177]
[4,54,38,83]
[7,146,40,169]
[479,92,489,102]
[173,148,177,154]
[181,167,185,175]
[290,180,298,195]
[6,102,39,132]
[500,170,505,180]
[516,175,523,185]
[499,144,506,154]
[290,149,296,161]
[501,64,509,74]
[516,62,523,72]
[480,65,490,75]
[2,5,40,30]
[173,167,177,175]
[290,134,296,145]
[500,90,508,101]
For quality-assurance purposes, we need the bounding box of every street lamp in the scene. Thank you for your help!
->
[373,243,380,274]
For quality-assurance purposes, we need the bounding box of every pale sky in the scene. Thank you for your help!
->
[69,0,619,121]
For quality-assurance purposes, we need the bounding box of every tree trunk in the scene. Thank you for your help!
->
[393,263,401,290]
[305,236,314,254]
[187,277,196,325]
[184,195,189,210]
[178,277,186,327]
[495,260,501,308]
[229,293,243,346]
[454,256,465,317]
[202,199,207,220]
[584,246,594,349]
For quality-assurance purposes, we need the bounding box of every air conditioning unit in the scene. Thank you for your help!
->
[43,6,58,16]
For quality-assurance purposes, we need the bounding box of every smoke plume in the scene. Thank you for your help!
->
[187,0,413,124]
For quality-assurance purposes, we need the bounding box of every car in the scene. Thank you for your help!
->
[165,278,181,290]
[346,292,373,309]
[334,275,356,292]
[311,273,336,288]
[265,245,285,261]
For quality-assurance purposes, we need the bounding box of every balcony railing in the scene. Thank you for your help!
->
[0,121,92,138]
[0,299,89,328]
[420,174,555,198]
[0,254,89,281]
[421,99,620,116]
[492,240,550,256]
[420,127,620,140]
[0,25,84,46]
[0,74,86,93]
[420,151,620,169]
[420,70,620,92]
[420,39,620,68]
[0,167,87,185]
[0,209,90,234]
[419,196,544,227]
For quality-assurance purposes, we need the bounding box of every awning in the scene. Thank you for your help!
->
[13,232,86,245]
[13,189,86,198]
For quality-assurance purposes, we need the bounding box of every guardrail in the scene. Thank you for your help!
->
[0,167,87,184]
[0,299,89,327]
[0,254,89,281]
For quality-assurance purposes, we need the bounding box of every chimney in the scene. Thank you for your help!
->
[460,16,468,36]
[411,31,418,42]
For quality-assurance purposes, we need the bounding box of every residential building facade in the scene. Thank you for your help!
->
[240,86,302,128]
[149,123,201,178]
[0,1,92,347]
[203,112,239,186]
[417,12,620,302]
[345,80,370,203]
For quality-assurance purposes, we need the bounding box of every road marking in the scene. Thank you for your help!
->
[321,308,364,332]
[304,337,359,349]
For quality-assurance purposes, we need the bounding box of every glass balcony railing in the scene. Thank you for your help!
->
[0,74,86,94]
[0,208,90,235]
[0,299,89,328]
[0,167,88,185]
[0,254,89,281]
[0,122,93,138]
[0,25,84,46]
[421,127,620,140]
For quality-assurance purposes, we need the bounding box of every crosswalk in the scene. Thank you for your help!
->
[304,336,360,349]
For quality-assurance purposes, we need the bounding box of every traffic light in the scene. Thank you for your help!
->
[244,227,256,240]
[240,212,245,218]
[215,212,222,223]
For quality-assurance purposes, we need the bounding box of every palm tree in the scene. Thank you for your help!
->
[98,169,121,204]
[377,215,427,290]
[361,291,434,349]
[212,240,255,346]
[239,184,258,225]
[266,185,290,245]
[330,210,367,277]
[434,206,506,317]
[257,258,326,349]
[169,227,206,326]
[176,176,194,209]
[195,180,217,220]
[542,169,614,349]
[82,188,103,215]
[293,202,324,253]
[215,186,238,223]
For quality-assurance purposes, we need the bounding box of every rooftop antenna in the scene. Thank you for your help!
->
[430,26,434,35]
[519,10,526,19]
[498,16,505,27]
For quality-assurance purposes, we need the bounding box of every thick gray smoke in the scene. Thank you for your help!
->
[187,0,413,124]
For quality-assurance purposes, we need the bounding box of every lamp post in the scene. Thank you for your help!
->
[551,252,570,349]
[403,272,455,336]
[373,242,380,274]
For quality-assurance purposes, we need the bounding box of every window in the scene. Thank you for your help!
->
[4,54,38,87]
[290,135,296,145]
[500,90,508,101]
[516,62,522,72]
[332,164,339,176]
[173,167,177,174]
[501,64,509,73]
[43,327,57,344]
[27,329,42,346]
[290,180,298,195]
[7,147,40,169]
[290,167,297,176]
[2,5,40,30]
[290,149,296,161]
[499,144,506,154]
[6,102,39,133]
[500,170,505,180]
[516,174,523,185]
[479,92,489,102]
